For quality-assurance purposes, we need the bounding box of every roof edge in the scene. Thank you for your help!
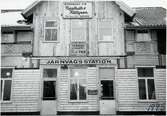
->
[22,0,135,19]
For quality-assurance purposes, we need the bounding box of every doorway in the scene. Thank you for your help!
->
[41,68,57,115]
[99,67,116,114]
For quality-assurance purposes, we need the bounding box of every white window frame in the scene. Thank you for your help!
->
[97,20,114,56]
[98,20,114,42]
[98,67,115,100]
[136,66,156,101]
[69,66,87,102]
[42,68,57,100]
[136,30,151,42]
[44,20,59,42]
[1,67,14,102]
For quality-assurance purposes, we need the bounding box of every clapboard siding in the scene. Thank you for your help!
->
[1,69,40,112]
[33,1,125,56]
[57,67,98,111]
[116,69,166,111]
[125,30,159,68]
[127,55,159,68]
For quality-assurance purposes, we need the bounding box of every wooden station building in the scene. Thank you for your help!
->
[1,1,166,115]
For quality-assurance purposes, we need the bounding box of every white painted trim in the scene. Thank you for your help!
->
[136,67,157,101]
[68,66,88,102]
[43,19,60,43]
[1,67,14,103]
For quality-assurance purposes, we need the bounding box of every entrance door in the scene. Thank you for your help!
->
[41,68,57,115]
[99,67,116,114]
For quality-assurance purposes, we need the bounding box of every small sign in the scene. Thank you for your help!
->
[63,2,92,19]
[88,90,98,95]
[70,42,87,56]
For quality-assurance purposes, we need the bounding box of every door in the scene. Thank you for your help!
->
[99,67,116,114]
[41,68,57,115]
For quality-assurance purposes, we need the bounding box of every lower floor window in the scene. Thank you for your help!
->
[138,79,156,100]
[70,79,87,100]
[70,68,87,101]
[138,67,156,100]
[1,68,13,101]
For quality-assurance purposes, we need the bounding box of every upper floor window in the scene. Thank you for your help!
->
[98,20,114,56]
[1,32,15,43]
[136,30,151,42]
[44,21,58,42]
[71,20,87,42]
[1,68,13,101]
[137,67,156,100]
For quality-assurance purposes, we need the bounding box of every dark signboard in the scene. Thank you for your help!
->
[70,42,87,56]
[88,90,98,95]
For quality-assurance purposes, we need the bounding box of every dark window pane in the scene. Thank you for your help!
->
[70,80,77,100]
[3,80,11,101]
[1,69,12,78]
[138,79,146,99]
[45,29,52,41]
[101,80,114,99]
[43,69,57,78]
[138,68,154,77]
[43,81,56,100]
[1,80,3,100]
[51,29,57,41]
[45,21,57,27]
[148,79,156,99]
[79,79,86,100]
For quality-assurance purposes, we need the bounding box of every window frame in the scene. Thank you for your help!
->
[44,20,59,43]
[1,67,14,102]
[136,30,151,42]
[99,67,115,100]
[136,66,156,101]
[97,20,114,56]
[71,20,87,42]
[42,68,57,100]
[68,66,88,102]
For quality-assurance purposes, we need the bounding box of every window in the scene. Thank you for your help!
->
[99,67,115,100]
[1,32,15,43]
[70,68,87,101]
[1,68,13,101]
[137,67,156,100]
[136,30,151,42]
[44,21,58,42]
[98,20,114,56]
[43,68,57,100]
[71,20,87,41]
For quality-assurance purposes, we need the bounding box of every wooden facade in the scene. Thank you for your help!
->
[1,1,166,115]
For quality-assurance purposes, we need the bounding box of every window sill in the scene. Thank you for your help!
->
[69,100,88,103]
[138,100,157,103]
[42,41,59,43]
[1,101,12,104]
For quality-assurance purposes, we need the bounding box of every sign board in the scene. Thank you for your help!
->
[70,42,87,56]
[88,90,98,95]
[63,2,92,18]
[40,57,117,65]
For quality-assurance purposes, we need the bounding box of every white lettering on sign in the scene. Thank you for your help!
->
[46,58,115,65]
[63,2,92,18]
[70,42,87,56]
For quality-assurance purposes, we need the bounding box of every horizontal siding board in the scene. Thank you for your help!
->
[117,69,166,112]
[1,70,40,112]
